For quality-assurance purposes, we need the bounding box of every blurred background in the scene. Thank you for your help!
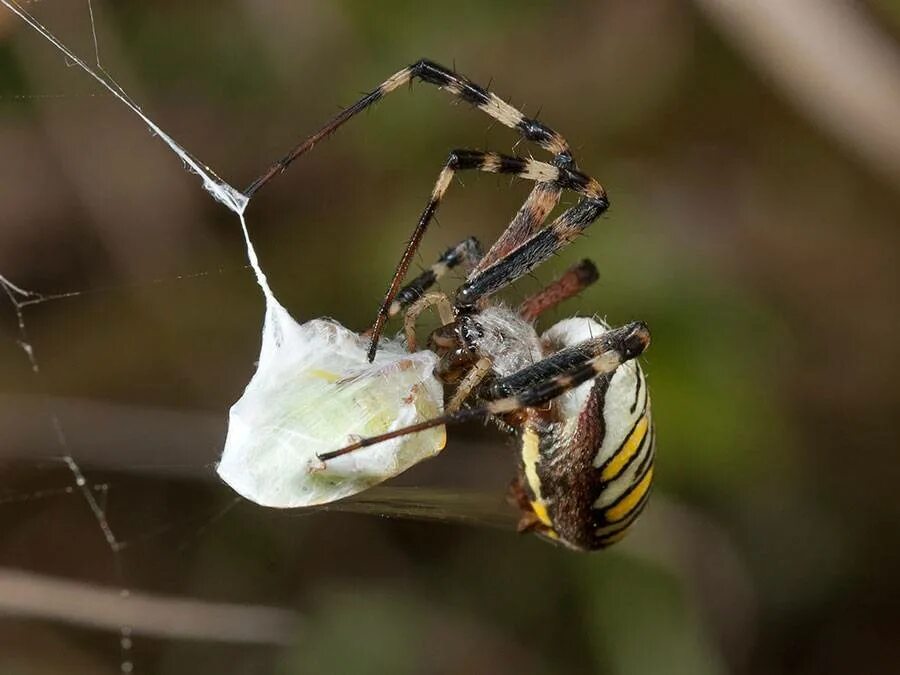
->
[1,1,899,673]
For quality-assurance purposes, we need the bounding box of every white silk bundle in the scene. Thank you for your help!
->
[218,301,445,508]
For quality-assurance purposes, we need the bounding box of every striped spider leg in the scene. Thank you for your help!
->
[394,244,599,333]
[245,59,574,199]
[242,59,602,361]
[367,146,606,359]
[454,169,607,311]
[392,237,483,327]
[391,147,605,327]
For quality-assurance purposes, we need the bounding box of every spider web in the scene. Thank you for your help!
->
[0,2,274,671]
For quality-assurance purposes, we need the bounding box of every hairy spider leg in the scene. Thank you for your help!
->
[456,168,608,309]
[390,237,482,318]
[241,59,577,360]
[474,182,563,273]
[317,321,649,461]
[518,259,599,322]
[245,59,572,197]
[482,324,627,401]
[367,149,607,360]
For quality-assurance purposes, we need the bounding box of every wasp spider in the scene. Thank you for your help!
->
[246,60,655,551]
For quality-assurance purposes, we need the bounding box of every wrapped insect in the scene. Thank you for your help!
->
[217,301,445,508]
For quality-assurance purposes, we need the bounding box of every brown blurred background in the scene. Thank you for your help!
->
[1,1,899,673]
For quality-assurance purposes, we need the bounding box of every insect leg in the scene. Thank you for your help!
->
[317,321,649,461]
[518,259,599,322]
[473,182,561,274]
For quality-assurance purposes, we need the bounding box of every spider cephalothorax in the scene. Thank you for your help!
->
[245,59,655,551]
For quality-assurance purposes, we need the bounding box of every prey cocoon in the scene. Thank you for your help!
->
[218,301,445,508]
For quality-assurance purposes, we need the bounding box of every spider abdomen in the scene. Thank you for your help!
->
[516,317,655,550]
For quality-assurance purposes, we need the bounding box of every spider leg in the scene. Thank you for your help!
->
[245,59,572,198]
[317,321,649,461]
[367,150,606,361]
[242,58,583,360]
[456,168,609,309]
[474,182,562,273]
[481,323,642,402]
[403,292,454,352]
[518,259,599,322]
[390,237,482,319]
[447,357,493,412]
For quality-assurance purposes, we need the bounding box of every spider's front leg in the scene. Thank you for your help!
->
[242,58,582,360]
[245,59,572,197]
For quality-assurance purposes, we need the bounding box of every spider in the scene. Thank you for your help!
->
[245,60,655,551]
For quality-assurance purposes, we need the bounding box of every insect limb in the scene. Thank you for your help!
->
[316,406,487,461]
[485,321,650,406]
[484,321,648,402]
[518,259,599,322]
[317,321,649,461]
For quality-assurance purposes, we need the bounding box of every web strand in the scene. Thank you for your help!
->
[0,0,248,215]
[1,276,120,546]
[0,3,266,671]
[0,0,324,669]
[2,268,132,666]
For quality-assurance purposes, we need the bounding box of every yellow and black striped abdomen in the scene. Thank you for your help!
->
[517,317,654,551]
[591,360,654,548]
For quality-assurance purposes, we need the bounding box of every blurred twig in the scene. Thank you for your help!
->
[696,0,900,187]
[0,566,300,644]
